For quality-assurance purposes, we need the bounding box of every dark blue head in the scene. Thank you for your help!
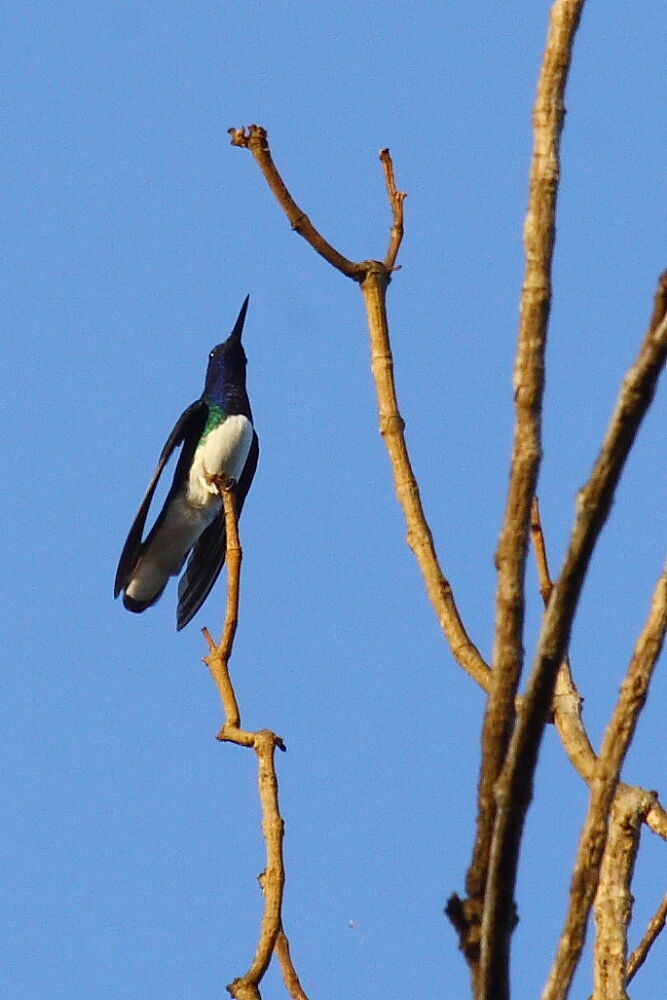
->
[203,296,252,415]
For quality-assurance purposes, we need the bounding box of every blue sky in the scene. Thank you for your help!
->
[3,3,667,998]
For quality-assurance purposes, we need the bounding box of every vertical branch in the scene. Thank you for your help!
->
[202,482,303,1000]
[365,157,488,684]
[463,4,587,995]
[204,484,243,726]
[240,729,286,993]
[590,788,654,1000]
[380,147,406,271]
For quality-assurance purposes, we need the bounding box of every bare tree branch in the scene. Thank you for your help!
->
[202,481,301,1000]
[532,499,667,838]
[230,127,490,690]
[530,497,556,605]
[478,267,667,1000]
[530,498,597,771]
[359,264,491,688]
[275,929,310,1000]
[533,505,667,987]
[379,147,406,271]
[228,125,364,280]
[542,554,667,1000]
[460,4,588,995]
[531,497,608,783]
[590,787,655,1000]
[531,498,597,780]
[229,88,667,998]
[626,889,667,985]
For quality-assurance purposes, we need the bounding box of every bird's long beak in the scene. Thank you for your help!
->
[230,295,250,342]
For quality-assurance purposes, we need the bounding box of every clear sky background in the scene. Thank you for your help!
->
[3,3,667,998]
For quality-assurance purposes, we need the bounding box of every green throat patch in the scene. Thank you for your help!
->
[201,404,226,441]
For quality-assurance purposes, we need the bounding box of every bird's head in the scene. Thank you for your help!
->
[204,296,250,398]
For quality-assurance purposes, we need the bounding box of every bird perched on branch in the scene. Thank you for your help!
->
[114,296,259,630]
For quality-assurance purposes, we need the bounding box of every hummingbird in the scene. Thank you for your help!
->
[114,296,259,630]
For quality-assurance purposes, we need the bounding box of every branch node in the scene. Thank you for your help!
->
[290,211,310,233]
[200,471,302,996]
[379,413,406,436]
[445,893,482,966]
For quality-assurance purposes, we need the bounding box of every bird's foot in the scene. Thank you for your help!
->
[205,471,237,495]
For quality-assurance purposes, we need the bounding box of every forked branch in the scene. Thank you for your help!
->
[531,504,667,996]
[202,481,303,1000]
[230,124,489,690]
[531,502,667,995]
[590,788,655,1000]
[531,499,667,838]
[542,555,667,1000]
[480,273,667,1000]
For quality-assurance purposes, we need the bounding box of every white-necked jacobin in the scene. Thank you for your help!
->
[114,296,259,630]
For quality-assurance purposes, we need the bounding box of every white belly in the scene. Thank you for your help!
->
[187,413,254,508]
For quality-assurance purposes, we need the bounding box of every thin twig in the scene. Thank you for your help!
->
[531,499,597,773]
[531,499,667,837]
[530,497,555,605]
[379,148,406,271]
[231,126,490,690]
[626,889,667,984]
[275,928,310,1000]
[466,5,587,995]
[202,482,299,1000]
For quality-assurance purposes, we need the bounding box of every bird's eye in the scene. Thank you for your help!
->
[209,350,215,359]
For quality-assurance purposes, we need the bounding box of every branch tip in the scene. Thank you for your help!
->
[202,625,216,652]
[228,126,249,148]
[228,121,360,278]
[379,147,407,271]
[648,268,667,333]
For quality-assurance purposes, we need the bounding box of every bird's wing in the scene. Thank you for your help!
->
[176,429,259,630]
[114,400,209,598]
